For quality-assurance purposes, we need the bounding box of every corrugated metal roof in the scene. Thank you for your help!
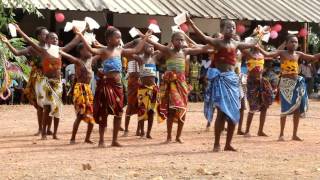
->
[10,0,320,22]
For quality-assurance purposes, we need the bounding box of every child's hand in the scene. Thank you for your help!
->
[73,27,82,35]
[186,12,192,24]
[0,34,8,43]
[145,30,153,38]
[13,24,20,31]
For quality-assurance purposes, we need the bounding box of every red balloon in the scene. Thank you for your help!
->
[148,18,158,25]
[180,23,189,32]
[55,12,65,23]
[272,24,282,32]
[270,30,278,39]
[299,28,308,37]
[236,24,245,34]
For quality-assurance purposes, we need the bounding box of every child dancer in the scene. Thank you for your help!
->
[144,31,209,143]
[257,34,317,141]
[75,27,152,147]
[242,45,273,137]
[60,43,100,144]
[187,17,257,151]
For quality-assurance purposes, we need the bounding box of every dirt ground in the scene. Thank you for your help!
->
[0,101,320,180]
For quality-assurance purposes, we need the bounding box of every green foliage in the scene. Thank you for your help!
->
[0,38,31,80]
[308,32,320,53]
[0,0,42,82]
[0,0,42,29]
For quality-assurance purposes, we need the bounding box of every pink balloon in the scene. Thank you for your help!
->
[299,28,308,37]
[272,24,282,32]
[236,24,245,34]
[270,31,278,39]
[55,13,65,23]
[180,23,189,32]
[148,18,158,25]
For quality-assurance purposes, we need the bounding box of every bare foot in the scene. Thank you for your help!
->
[140,132,145,138]
[98,142,106,148]
[135,131,141,136]
[146,134,152,139]
[292,136,303,141]
[111,141,122,147]
[122,131,129,137]
[84,140,94,144]
[205,127,210,132]
[175,138,184,144]
[213,145,221,152]
[163,138,172,144]
[70,140,76,145]
[224,145,237,152]
[237,131,245,135]
[53,135,59,140]
[34,131,41,136]
[47,131,53,135]
[278,136,285,141]
[119,127,124,131]
[41,135,47,140]
[257,132,268,137]
[244,133,251,138]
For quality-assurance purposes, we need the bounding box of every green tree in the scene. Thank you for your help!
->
[0,0,42,84]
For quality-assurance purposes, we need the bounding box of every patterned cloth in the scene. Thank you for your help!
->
[73,83,95,124]
[279,76,308,116]
[93,77,124,123]
[159,71,189,123]
[24,66,41,106]
[137,84,159,121]
[125,73,140,115]
[204,68,240,124]
[35,77,62,118]
[247,76,273,113]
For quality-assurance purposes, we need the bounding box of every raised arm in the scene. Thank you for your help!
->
[60,51,81,65]
[14,24,42,52]
[256,45,281,58]
[186,16,219,47]
[122,30,152,56]
[0,35,32,56]
[74,27,105,55]
[61,34,81,52]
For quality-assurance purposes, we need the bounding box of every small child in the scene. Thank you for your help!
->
[60,43,100,144]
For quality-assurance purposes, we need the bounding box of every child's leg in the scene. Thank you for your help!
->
[47,116,53,135]
[237,98,245,135]
[245,112,254,135]
[213,109,225,152]
[111,115,122,147]
[136,121,141,136]
[176,116,185,144]
[225,119,236,151]
[279,116,286,141]
[85,123,94,143]
[292,109,302,141]
[53,117,59,139]
[146,111,154,139]
[124,115,130,135]
[258,108,268,136]
[98,116,108,148]
[165,109,174,143]
[35,107,43,136]
[41,105,50,140]
[70,116,81,144]
[139,120,145,137]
